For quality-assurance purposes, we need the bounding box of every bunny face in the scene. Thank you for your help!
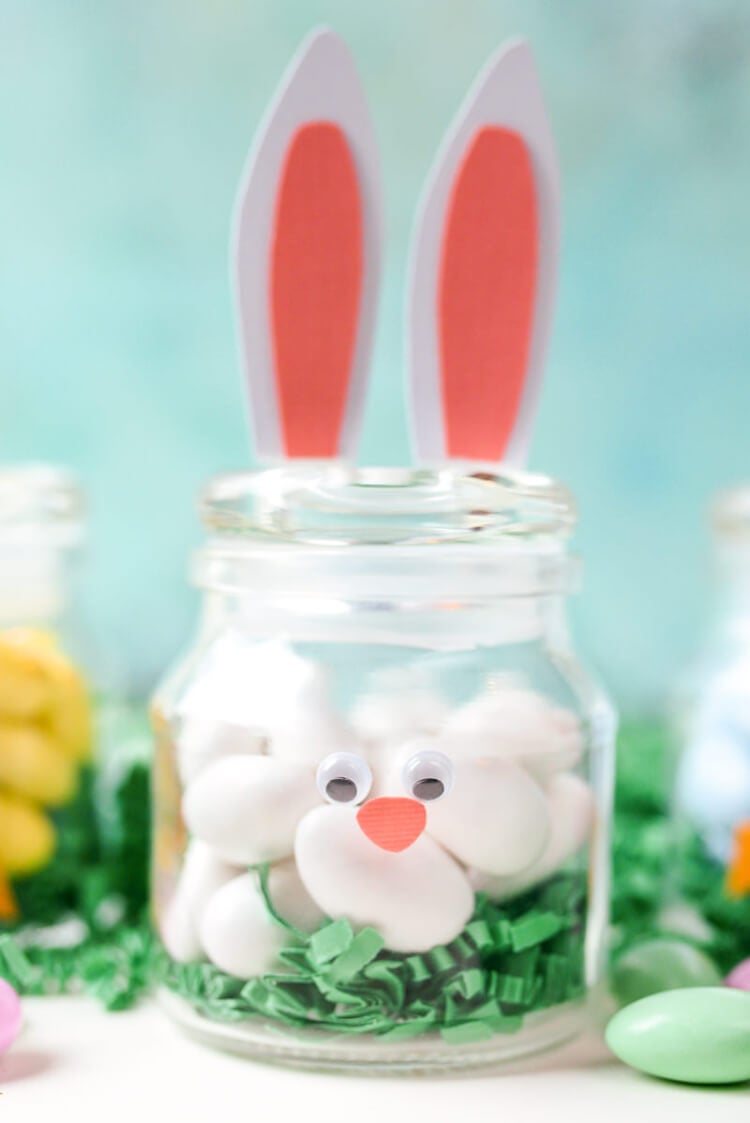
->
[165,668,592,976]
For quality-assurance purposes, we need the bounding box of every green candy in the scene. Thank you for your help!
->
[612,938,722,1005]
[606,987,750,1085]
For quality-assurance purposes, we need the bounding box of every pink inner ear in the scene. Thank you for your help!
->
[269,122,363,458]
[438,126,538,462]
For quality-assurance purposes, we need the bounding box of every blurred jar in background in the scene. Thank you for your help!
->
[676,486,750,900]
[0,465,95,925]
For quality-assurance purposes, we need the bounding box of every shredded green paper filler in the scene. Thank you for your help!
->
[161,869,586,1039]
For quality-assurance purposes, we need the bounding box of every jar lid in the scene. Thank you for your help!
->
[193,467,577,601]
[198,466,575,546]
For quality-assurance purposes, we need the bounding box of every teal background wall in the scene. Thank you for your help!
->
[1,1,749,710]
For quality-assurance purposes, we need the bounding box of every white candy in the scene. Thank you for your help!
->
[269,668,359,765]
[200,872,287,979]
[160,840,240,963]
[295,805,473,953]
[443,684,583,776]
[266,858,325,932]
[175,715,264,786]
[183,755,318,865]
[351,688,449,746]
[178,635,338,735]
[469,773,593,900]
[199,861,324,979]
[425,755,550,876]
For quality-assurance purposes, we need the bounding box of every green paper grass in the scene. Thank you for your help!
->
[160,870,587,1040]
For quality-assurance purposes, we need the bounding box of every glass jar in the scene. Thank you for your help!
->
[152,466,615,1070]
[0,464,95,926]
[676,487,750,917]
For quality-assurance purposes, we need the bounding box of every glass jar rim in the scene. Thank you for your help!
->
[193,467,577,600]
[197,465,576,548]
[0,463,85,547]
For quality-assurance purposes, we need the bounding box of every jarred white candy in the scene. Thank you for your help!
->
[295,804,473,953]
[469,773,593,900]
[425,752,551,876]
[178,637,349,750]
[183,755,318,865]
[160,840,240,963]
[443,683,583,777]
[351,687,449,746]
[269,665,360,765]
[265,858,326,932]
[175,715,264,786]
[200,862,321,979]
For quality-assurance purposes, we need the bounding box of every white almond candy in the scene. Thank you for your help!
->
[266,859,325,932]
[444,686,583,776]
[178,635,340,733]
[469,773,594,900]
[160,841,240,963]
[425,756,550,876]
[351,688,449,746]
[270,691,358,766]
[295,805,473,953]
[200,872,290,979]
[175,715,264,786]
[183,755,318,865]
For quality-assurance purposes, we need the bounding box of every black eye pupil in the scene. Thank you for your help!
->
[326,776,357,802]
[413,777,444,801]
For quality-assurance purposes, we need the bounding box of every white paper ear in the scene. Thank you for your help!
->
[406,38,560,468]
[233,28,382,462]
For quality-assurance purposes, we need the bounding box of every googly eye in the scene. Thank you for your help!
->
[316,752,373,805]
[402,749,454,802]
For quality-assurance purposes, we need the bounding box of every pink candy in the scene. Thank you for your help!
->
[725,957,750,991]
[0,978,22,1053]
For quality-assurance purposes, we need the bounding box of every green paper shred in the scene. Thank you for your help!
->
[509,912,563,952]
[326,928,384,983]
[0,936,35,987]
[309,919,354,966]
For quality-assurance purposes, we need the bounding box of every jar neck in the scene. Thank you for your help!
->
[0,541,78,626]
[195,580,575,653]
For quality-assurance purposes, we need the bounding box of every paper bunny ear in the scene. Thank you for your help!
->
[233,29,382,461]
[406,39,560,467]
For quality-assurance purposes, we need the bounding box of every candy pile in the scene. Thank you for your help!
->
[157,639,594,1038]
[0,628,93,921]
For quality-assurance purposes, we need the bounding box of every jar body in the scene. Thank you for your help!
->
[674,598,750,937]
[153,571,614,1069]
[672,491,750,971]
[0,466,95,926]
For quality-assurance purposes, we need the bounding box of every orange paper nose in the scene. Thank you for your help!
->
[356,797,426,853]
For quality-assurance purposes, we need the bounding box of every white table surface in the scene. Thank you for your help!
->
[1,996,748,1121]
